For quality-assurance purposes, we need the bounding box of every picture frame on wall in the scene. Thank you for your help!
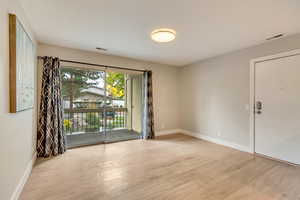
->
[9,13,35,113]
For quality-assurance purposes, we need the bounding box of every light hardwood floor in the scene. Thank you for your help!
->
[20,134,300,200]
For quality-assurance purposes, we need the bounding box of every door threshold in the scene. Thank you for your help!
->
[67,137,141,149]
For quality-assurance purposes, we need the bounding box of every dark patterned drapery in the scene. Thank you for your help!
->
[37,57,66,157]
[143,71,155,139]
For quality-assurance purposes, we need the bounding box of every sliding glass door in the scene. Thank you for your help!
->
[61,67,106,148]
[105,72,143,143]
[61,66,143,148]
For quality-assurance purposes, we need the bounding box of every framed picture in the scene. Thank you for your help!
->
[9,14,35,113]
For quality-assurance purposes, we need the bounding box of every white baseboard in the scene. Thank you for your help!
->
[10,152,37,200]
[156,129,182,136]
[180,130,252,153]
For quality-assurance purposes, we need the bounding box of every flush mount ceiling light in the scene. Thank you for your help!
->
[151,28,176,43]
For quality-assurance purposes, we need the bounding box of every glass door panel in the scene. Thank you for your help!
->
[105,72,143,143]
[61,67,106,148]
[105,71,127,142]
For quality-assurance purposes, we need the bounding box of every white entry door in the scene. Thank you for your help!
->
[255,53,300,165]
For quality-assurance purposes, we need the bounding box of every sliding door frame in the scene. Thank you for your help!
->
[62,64,144,146]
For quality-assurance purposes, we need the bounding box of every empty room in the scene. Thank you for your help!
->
[1,0,300,199]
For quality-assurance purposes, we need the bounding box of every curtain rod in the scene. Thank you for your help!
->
[37,56,147,73]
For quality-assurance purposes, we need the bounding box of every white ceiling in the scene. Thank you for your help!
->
[20,0,300,66]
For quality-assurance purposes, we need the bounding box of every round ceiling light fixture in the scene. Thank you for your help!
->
[151,28,176,43]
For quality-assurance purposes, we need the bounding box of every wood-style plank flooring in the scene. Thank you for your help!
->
[20,134,300,200]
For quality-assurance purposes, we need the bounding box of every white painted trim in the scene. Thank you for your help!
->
[181,130,252,153]
[249,49,300,154]
[249,59,255,154]
[155,129,182,136]
[251,49,300,64]
[10,153,36,200]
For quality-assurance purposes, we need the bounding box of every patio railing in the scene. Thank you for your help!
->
[63,107,128,135]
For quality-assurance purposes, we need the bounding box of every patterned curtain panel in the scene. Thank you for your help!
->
[142,71,155,139]
[37,57,66,157]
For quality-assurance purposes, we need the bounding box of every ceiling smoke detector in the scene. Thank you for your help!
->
[96,47,107,51]
[266,34,284,41]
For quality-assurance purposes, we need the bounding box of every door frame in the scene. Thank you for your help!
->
[249,49,300,154]
[129,74,144,134]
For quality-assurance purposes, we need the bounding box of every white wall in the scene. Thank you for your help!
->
[180,33,300,150]
[37,43,181,132]
[0,0,37,200]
